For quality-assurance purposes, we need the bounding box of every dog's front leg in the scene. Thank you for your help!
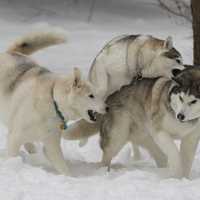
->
[138,135,167,168]
[153,131,183,178]
[43,133,70,176]
[180,132,199,178]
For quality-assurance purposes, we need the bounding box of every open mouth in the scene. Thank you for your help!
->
[88,110,97,122]
[178,117,199,124]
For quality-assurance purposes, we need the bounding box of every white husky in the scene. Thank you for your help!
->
[0,31,107,175]
[89,34,184,99]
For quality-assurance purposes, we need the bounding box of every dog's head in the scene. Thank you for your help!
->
[69,68,108,123]
[148,36,184,78]
[169,67,200,122]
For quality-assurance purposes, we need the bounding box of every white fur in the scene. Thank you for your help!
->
[0,31,106,176]
[171,92,200,121]
[89,35,184,99]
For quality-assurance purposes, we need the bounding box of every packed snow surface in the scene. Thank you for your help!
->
[0,0,198,200]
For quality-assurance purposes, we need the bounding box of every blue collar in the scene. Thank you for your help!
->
[52,86,67,130]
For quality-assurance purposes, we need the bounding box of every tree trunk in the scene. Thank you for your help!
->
[88,0,96,22]
[191,0,200,65]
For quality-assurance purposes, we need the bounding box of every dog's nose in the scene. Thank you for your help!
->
[106,106,109,113]
[177,113,185,121]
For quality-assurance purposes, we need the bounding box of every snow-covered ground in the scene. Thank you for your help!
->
[0,1,199,200]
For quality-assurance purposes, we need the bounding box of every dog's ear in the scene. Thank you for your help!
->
[163,36,173,50]
[172,76,182,86]
[73,67,81,88]
[173,71,193,87]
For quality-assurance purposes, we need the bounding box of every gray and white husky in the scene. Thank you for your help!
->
[64,66,200,178]
[89,34,184,99]
[0,31,107,175]
[99,66,200,178]
[63,34,184,158]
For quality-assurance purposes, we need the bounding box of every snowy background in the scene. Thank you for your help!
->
[0,0,199,200]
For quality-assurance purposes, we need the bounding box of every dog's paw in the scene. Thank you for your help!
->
[79,139,88,147]
[24,143,37,154]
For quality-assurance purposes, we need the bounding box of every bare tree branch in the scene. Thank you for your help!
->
[158,0,192,22]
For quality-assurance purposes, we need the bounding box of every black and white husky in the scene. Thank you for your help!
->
[98,66,200,178]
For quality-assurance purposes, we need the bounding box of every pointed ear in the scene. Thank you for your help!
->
[172,71,192,87]
[163,36,173,49]
[172,76,182,86]
[73,67,81,87]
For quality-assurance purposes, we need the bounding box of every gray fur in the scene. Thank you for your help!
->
[99,67,200,178]
[163,47,181,59]
[172,67,200,98]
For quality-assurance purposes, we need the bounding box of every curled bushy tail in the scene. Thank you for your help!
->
[7,30,67,55]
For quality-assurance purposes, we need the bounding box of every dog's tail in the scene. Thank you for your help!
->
[62,119,100,140]
[7,30,66,55]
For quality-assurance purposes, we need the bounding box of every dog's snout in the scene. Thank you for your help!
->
[177,113,185,121]
[106,106,109,113]
[88,110,97,122]
[172,69,182,77]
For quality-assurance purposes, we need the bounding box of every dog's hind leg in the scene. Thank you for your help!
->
[43,134,70,175]
[100,112,130,171]
[101,133,128,172]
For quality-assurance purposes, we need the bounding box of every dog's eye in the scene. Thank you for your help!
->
[89,94,94,99]
[190,100,197,105]
[179,96,184,102]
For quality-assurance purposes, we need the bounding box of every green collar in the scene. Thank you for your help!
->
[52,86,68,130]
[53,100,68,130]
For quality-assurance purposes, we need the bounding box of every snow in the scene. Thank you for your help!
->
[0,1,198,200]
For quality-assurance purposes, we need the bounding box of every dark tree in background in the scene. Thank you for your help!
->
[158,0,200,65]
[191,0,200,65]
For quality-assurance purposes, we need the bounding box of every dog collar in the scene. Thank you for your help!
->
[53,100,68,130]
[52,85,68,130]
